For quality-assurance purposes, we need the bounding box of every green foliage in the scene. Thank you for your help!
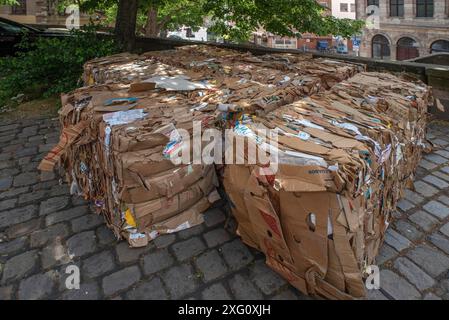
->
[0,25,119,107]
[74,0,365,41]
[204,0,365,42]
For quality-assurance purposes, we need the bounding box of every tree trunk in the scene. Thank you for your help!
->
[144,6,160,37]
[115,0,138,52]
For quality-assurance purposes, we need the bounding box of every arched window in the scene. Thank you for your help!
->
[397,37,419,60]
[430,40,449,53]
[372,35,391,60]
[416,0,434,17]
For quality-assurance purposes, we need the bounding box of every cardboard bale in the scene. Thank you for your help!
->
[223,72,432,299]
[40,46,365,249]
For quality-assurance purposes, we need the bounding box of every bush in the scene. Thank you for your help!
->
[0,24,119,108]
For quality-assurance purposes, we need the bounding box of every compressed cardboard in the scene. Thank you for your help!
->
[223,72,431,299]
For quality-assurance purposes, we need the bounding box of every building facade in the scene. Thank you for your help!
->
[0,0,91,26]
[332,0,357,19]
[356,0,449,60]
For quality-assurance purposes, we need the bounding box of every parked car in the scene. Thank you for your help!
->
[0,17,69,57]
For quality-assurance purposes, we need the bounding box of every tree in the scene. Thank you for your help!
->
[204,0,365,41]
[139,0,205,37]
[115,0,138,51]
[2,0,364,50]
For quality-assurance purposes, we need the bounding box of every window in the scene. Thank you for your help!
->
[11,0,27,15]
[431,40,449,53]
[397,37,419,60]
[367,0,379,15]
[340,3,349,12]
[416,0,434,17]
[185,28,195,38]
[372,34,391,60]
[350,3,356,12]
[390,0,404,16]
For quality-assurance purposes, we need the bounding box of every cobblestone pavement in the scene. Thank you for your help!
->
[1,115,449,300]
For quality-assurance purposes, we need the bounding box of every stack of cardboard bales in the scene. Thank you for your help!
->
[39,45,432,299]
[223,72,431,299]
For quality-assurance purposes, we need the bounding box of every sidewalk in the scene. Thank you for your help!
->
[0,115,448,300]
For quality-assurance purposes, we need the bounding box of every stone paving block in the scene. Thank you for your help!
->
[0,176,13,191]
[204,208,226,228]
[66,231,97,257]
[394,257,435,291]
[396,199,414,212]
[228,274,263,300]
[161,264,198,299]
[142,249,174,275]
[250,260,287,295]
[441,166,449,175]
[30,223,69,248]
[177,224,205,240]
[116,241,150,264]
[18,190,47,205]
[0,285,13,300]
[432,139,449,147]
[375,244,398,265]
[96,225,116,246]
[203,228,232,248]
[413,180,439,198]
[13,172,38,187]
[270,289,301,300]
[18,270,57,300]
[0,198,17,211]
[16,146,37,158]
[172,237,206,261]
[440,222,449,237]
[379,270,421,300]
[433,171,449,182]
[409,210,439,232]
[82,250,116,279]
[423,293,442,300]
[45,206,88,226]
[427,233,449,255]
[41,240,71,269]
[419,159,438,171]
[435,149,449,159]
[423,175,449,189]
[102,266,141,296]
[39,196,70,216]
[394,220,423,242]
[49,184,70,197]
[0,205,37,228]
[384,228,412,252]
[126,277,168,300]
[154,234,176,249]
[61,282,100,300]
[406,244,449,277]
[438,195,449,206]
[202,283,232,300]
[220,239,254,270]
[0,236,28,257]
[194,250,228,282]
[1,250,38,284]
[6,218,41,239]
[71,214,105,233]
[424,154,448,165]
[0,186,28,200]
[365,289,389,300]
[423,200,449,220]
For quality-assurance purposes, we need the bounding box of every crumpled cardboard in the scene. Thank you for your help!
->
[223,72,432,299]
